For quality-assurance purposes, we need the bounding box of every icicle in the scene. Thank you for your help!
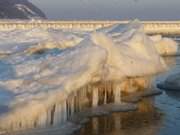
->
[70,97,75,117]
[92,87,99,107]
[104,83,107,104]
[61,101,67,124]
[53,103,62,125]
[47,108,52,125]
[114,83,121,104]
[37,110,48,127]
[0,79,151,132]
[50,104,56,125]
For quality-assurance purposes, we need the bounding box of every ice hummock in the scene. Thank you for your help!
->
[0,28,83,55]
[98,20,179,56]
[150,35,178,56]
[0,20,177,132]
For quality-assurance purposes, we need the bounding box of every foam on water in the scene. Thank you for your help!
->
[0,20,178,132]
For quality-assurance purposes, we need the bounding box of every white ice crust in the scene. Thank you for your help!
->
[0,20,178,130]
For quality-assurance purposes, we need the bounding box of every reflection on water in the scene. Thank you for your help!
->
[75,98,163,135]
[75,92,180,135]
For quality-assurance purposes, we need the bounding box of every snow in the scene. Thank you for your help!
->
[15,4,37,17]
[0,20,178,131]
[0,28,83,54]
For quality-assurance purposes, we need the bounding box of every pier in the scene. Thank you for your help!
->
[0,20,180,35]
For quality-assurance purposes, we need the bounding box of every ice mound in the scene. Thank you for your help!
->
[150,35,178,56]
[0,20,173,132]
[98,20,179,56]
[0,28,49,45]
[97,20,139,32]
[0,28,83,55]
[91,32,166,80]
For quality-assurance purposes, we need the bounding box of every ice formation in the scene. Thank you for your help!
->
[0,20,177,132]
[98,20,179,56]
[0,28,83,55]
[150,35,178,56]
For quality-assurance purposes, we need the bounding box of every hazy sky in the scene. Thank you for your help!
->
[30,0,180,20]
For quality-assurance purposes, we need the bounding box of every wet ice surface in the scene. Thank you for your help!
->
[75,56,180,135]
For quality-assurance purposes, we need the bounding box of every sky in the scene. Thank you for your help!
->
[30,0,180,20]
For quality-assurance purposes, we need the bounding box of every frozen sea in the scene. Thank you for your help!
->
[0,21,179,135]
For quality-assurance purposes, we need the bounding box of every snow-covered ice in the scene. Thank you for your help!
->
[0,20,178,132]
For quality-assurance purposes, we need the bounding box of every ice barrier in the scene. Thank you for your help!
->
[0,79,151,132]
[0,20,177,132]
